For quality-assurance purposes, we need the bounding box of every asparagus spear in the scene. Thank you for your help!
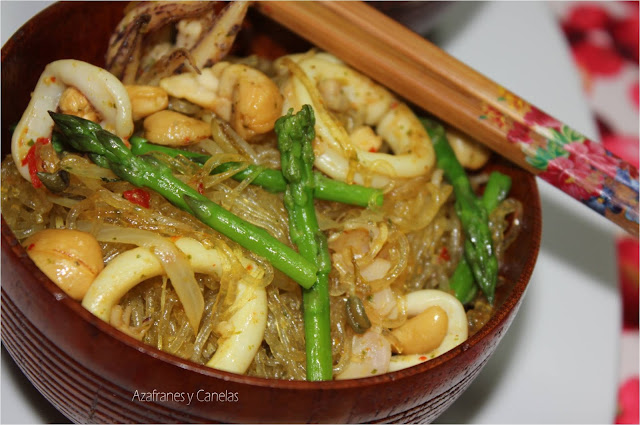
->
[420,117,499,304]
[129,136,383,208]
[482,171,512,213]
[276,105,333,381]
[448,260,477,305]
[49,111,318,289]
[449,171,512,304]
[129,136,212,164]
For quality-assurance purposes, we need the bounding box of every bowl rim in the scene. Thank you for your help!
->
[0,0,542,391]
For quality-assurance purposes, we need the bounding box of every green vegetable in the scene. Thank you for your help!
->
[449,171,511,303]
[421,117,498,304]
[482,171,512,213]
[210,161,288,192]
[345,295,372,334]
[276,105,333,381]
[49,111,318,289]
[51,132,66,153]
[129,136,212,164]
[36,169,70,193]
[129,136,383,208]
[448,260,478,305]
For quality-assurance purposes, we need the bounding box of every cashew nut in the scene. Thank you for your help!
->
[389,289,468,372]
[159,62,283,141]
[391,305,448,355]
[125,85,169,121]
[143,110,211,146]
[24,229,104,300]
[58,87,100,122]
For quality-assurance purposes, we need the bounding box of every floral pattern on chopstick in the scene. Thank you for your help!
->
[479,92,639,229]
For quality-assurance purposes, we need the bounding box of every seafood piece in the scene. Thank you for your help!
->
[11,59,133,182]
[23,229,104,301]
[389,289,468,371]
[360,258,392,282]
[82,237,267,375]
[107,1,249,84]
[160,62,283,140]
[446,127,491,170]
[368,286,400,320]
[328,225,387,273]
[106,12,150,84]
[136,48,199,86]
[336,329,391,379]
[329,228,372,260]
[159,67,219,110]
[189,1,249,69]
[106,1,216,82]
[277,52,435,188]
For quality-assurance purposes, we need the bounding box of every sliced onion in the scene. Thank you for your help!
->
[76,222,204,332]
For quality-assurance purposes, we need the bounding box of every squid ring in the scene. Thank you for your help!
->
[11,59,133,181]
[389,289,468,372]
[277,52,435,188]
[82,237,267,375]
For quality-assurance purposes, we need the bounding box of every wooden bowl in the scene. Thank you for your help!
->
[1,2,541,423]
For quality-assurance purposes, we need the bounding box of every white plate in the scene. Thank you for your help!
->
[1,2,620,423]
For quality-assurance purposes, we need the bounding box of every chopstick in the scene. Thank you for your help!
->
[256,1,639,236]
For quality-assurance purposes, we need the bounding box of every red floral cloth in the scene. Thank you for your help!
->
[551,2,639,424]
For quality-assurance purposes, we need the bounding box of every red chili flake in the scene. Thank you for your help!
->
[26,243,35,251]
[197,182,205,195]
[439,246,450,262]
[247,264,253,271]
[21,138,50,188]
[22,146,41,188]
[369,147,377,153]
[418,356,428,361]
[123,189,151,208]
[390,101,399,109]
